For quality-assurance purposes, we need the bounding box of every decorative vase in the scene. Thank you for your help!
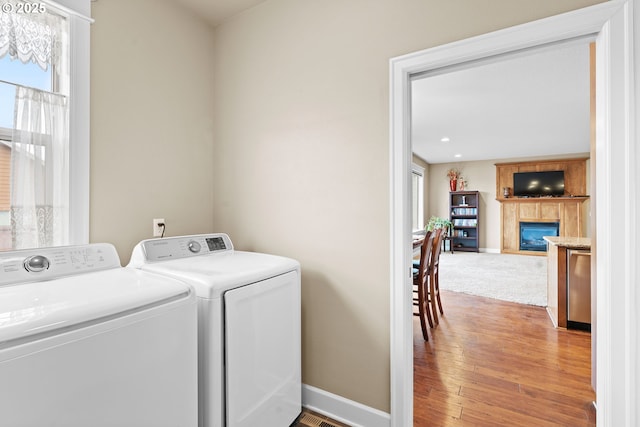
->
[449,179,457,192]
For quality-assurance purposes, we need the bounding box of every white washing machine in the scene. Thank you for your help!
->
[128,233,301,427]
[0,243,198,427]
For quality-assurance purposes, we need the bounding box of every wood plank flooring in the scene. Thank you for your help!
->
[414,290,595,426]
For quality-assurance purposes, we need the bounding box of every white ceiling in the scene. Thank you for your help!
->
[411,42,591,164]
[172,0,268,26]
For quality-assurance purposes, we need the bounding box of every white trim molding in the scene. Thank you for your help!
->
[40,0,92,245]
[480,248,500,254]
[302,384,390,427]
[44,0,92,21]
[411,162,425,231]
[389,1,639,426]
[594,1,639,425]
[67,6,91,245]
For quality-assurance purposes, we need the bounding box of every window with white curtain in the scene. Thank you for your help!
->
[412,163,424,232]
[0,0,75,250]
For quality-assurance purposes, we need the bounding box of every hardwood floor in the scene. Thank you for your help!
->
[414,290,595,426]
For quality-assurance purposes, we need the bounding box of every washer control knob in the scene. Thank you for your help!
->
[187,241,201,253]
[24,255,50,273]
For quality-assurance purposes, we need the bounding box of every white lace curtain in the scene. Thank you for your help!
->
[0,0,64,70]
[10,86,69,249]
[1,3,69,249]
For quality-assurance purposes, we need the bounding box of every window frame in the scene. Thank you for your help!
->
[1,0,91,248]
[411,163,424,232]
[44,0,92,245]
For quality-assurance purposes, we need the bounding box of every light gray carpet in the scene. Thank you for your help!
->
[438,252,547,306]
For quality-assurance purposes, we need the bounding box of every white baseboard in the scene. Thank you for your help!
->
[302,384,391,427]
[480,247,500,253]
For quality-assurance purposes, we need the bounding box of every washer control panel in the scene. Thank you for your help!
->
[23,255,51,273]
[136,233,234,263]
[187,241,201,253]
[0,244,121,286]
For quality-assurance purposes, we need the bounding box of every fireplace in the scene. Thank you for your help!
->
[519,221,560,252]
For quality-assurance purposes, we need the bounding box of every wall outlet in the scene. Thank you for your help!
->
[153,218,165,237]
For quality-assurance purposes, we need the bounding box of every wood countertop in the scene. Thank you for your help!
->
[543,236,591,250]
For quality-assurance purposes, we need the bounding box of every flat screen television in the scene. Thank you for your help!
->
[513,170,565,197]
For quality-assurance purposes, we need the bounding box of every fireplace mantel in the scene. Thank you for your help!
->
[496,158,590,256]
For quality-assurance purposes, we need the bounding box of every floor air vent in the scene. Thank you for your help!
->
[297,412,340,427]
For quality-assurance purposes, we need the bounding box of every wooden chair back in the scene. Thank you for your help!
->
[429,228,445,324]
[413,230,435,340]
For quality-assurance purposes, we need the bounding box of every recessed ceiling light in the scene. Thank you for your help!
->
[454,154,462,158]
[441,137,450,143]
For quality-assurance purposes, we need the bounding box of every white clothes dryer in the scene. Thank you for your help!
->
[128,233,301,427]
[0,243,198,427]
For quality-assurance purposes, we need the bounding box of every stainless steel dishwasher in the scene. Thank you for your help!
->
[567,249,591,331]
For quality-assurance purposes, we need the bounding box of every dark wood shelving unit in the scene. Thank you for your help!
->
[449,191,480,252]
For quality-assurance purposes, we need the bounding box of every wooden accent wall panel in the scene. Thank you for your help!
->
[540,203,560,219]
[562,202,583,237]
[500,199,587,255]
[495,158,588,200]
[496,165,519,197]
[502,203,518,252]
[519,203,538,220]
[496,158,589,255]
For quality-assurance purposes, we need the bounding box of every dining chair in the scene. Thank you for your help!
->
[413,230,435,340]
[429,227,445,326]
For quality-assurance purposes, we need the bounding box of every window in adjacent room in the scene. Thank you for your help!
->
[411,164,424,232]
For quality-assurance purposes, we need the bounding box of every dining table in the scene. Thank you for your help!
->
[412,234,425,257]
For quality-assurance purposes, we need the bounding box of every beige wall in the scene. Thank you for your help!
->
[87,0,606,415]
[90,0,216,263]
[210,0,605,412]
[428,160,501,250]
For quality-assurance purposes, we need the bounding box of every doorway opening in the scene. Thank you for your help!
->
[409,37,593,422]
[390,2,637,426]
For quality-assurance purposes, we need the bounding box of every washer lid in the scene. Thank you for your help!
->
[131,250,299,299]
[0,267,193,349]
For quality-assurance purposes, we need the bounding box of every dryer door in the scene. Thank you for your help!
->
[224,271,301,427]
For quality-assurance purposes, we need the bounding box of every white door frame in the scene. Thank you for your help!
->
[389,1,639,426]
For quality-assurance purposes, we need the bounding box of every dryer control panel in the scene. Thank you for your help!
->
[132,233,234,263]
[0,244,121,286]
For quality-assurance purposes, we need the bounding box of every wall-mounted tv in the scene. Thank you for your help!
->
[513,170,565,197]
